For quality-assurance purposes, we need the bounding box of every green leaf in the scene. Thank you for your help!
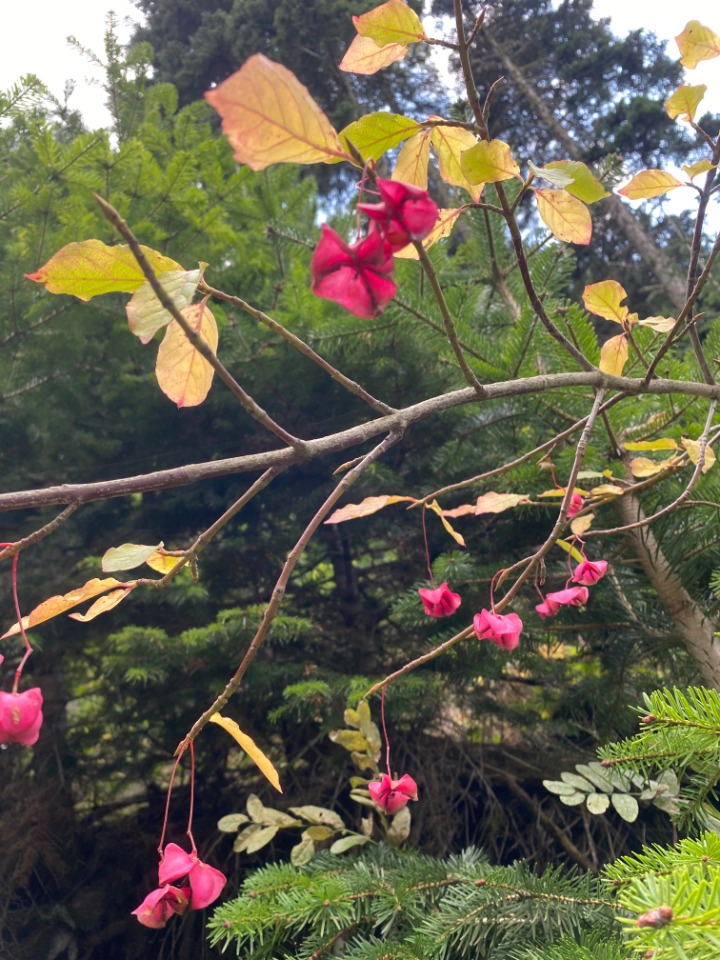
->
[126,268,202,343]
[559,791,587,806]
[560,772,595,792]
[387,805,411,845]
[611,794,639,822]
[586,792,611,815]
[460,138,521,184]
[544,779,580,796]
[545,160,610,203]
[330,834,370,854]
[353,0,424,47]
[339,112,420,162]
[330,729,370,752]
[289,805,345,830]
[303,825,337,841]
[242,823,279,854]
[102,542,162,573]
[217,813,250,833]
[576,762,616,793]
[290,838,315,866]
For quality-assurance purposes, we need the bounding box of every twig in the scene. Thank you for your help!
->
[0,503,80,562]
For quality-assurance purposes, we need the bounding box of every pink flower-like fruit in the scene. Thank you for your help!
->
[567,492,585,518]
[572,559,608,585]
[473,609,523,650]
[132,884,190,929]
[0,687,43,746]
[358,179,439,251]
[368,773,418,815]
[418,582,461,618]
[311,224,396,318]
[158,843,227,910]
[536,585,589,618]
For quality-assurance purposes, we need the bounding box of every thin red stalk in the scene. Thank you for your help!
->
[11,554,33,693]
[158,748,186,856]
[187,742,197,854]
[380,687,391,774]
[422,507,434,585]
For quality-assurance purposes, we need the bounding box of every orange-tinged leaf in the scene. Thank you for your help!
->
[339,34,408,74]
[126,268,202,343]
[570,513,594,536]
[624,439,679,452]
[544,161,609,204]
[441,503,476,518]
[638,315,676,333]
[146,550,184,575]
[1,577,126,638]
[475,492,531,514]
[155,301,219,408]
[664,83,707,121]
[340,112,419,162]
[617,170,682,200]
[205,54,347,170]
[629,456,677,478]
[68,587,135,622]
[325,495,415,524]
[535,189,592,245]
[682,437,717,472]
[682,159,717,180]
[392,129,431,188]
[209,714,282,792]
[393,208,462,259]
[429,120,483,200]
[25,240,182,301]
[460,138,521,185]
[353,0,424,47]
[102,542,162,572]
[675,20,720,69]
[599,333,628,376]
[427,500,465,547]
[582,279,629,324]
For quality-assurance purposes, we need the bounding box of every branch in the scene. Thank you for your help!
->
[0,503,80,562]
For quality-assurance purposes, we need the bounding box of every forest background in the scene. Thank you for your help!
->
[2,1,720,958]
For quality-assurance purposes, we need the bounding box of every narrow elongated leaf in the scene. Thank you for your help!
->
[544,160,609,203]
[126,268,202,343]
[205,54,347,170]
[325,495,415,524]
[624,439,679,452]
[664,83,707,121]
[155,301,219,408]
[2,577,126,638]
[675,20,720,68]
[638,315,676,333]
[330,835,370,854]
[392,129,431,188]
[353,0,424,47]
[340,112,419,162]
[102,543,162,572]
[68,587,135,622]
[599,334,628,376]
[209,715,282,792]
[393,208,462,259]
[339,34,407,74]
[617,170,682,200]
[682,437,716,472]
[429,120,483,200]
[26,240,181,300]
[535,188,592,244]
[554,539,585,564]
[583,280,629,323]
[460,138,520,184]
[427,500,465,547]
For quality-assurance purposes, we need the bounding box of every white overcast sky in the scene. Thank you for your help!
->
[1,1,719,126]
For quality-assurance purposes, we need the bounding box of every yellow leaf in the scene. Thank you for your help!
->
[205,54,347,170]
[460,138,521,185]
[427,500,466,547]
[155,301,219,408]
[675,20,720,69]
[582,279,629,324]
[664,83,707,121]
[146,550,184,574]
[392,130,431,188]
[589,484,624,498]
[339,34,408,74]
[629,456,677,478]
[682,160,717,180]
[353,0,424,47]
[624,439,679,452]
[474,492,531,514]
[325,495,415,524]
[340,112,420,162]
[25,240,182,301]
[544,160,609,204]
[638,316,676,333]
[209,714,282,792]
[68,587,135,622]
[599,334,628,376]
[393,208,462,259]
[538,487,588,498]
[534,189,592,245]
[429,120,483,200]
[617,170,682,200]
[126,268,202,344]
[554,539,584,564]
[682,437,717,473]
[1,577,126,638]
[570,513,594,536]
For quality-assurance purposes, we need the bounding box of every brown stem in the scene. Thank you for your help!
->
[0,503,80,562]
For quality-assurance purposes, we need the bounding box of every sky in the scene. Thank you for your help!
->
[1,1,719,127]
